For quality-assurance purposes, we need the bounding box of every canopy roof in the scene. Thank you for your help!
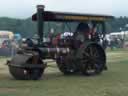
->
[32,11,114,22]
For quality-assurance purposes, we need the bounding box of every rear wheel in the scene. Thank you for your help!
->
[80,44,106,76]
[56,56,77,75]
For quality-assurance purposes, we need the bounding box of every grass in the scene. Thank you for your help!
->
[0,50,128,96]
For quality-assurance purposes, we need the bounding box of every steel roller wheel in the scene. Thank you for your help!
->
[9,55,45,80]
[80,44,106,76]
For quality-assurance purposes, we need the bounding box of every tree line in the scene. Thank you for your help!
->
[0,16,128,38]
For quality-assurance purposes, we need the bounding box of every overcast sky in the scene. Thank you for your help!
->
[0,0,127,18]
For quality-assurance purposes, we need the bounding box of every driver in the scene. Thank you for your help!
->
[74,22,91,42]
[73,22,90,48]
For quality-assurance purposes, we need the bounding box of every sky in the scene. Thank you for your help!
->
[0,0,127,19]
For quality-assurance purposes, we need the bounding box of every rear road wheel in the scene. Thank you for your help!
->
[80,44,106,76]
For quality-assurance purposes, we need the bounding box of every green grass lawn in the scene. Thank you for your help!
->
[0,50,128,96]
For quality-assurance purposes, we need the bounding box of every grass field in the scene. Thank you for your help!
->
[0,50,128,96]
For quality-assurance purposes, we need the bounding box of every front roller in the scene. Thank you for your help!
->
[8,53,46,80]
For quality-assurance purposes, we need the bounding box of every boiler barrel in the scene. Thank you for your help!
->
[39,48,70,54]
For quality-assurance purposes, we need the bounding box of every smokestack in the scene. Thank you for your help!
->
[37,5,45,45]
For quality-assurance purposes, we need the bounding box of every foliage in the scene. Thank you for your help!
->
[0,16,128,37]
